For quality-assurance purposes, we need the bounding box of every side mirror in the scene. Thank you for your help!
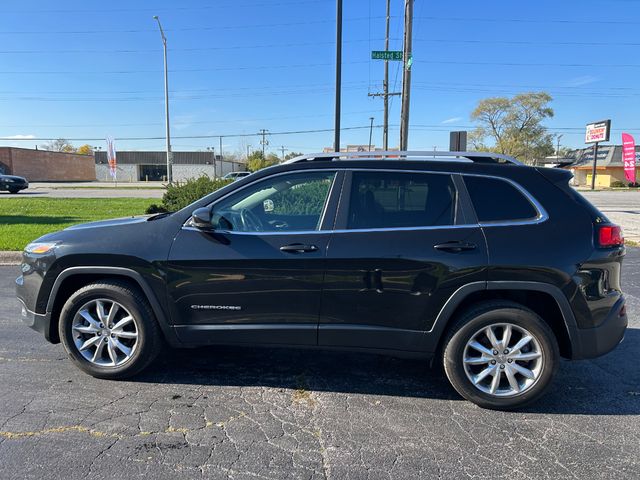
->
[191,207,213,230]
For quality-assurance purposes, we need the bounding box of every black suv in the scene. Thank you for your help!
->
[16,151,627,410]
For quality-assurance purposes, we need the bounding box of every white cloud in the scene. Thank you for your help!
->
[441,117,462,124]
[564,75,598,87]
[3,134,36,139]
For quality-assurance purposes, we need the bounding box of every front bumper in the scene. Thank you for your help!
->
[571,296,628,360]
[17,297,54,342]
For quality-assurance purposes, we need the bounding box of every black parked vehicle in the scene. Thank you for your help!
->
[16,151,627,410]
[0,174,28,193]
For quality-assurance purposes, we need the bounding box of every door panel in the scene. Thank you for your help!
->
[319,170,488,352]
[320,227,487,351]
[166,169,342,346]
[167,230,329,345]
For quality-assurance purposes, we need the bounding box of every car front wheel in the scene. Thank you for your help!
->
[442,301,559,410]
[59,280,163,379]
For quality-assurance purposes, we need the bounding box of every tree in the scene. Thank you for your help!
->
[284,151,303,161]
[469,92,555,164]
[76,144,94,156]
[40,138,75,153]
[246,150,280,172]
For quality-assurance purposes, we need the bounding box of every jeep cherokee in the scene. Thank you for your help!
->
[16,151,627,410]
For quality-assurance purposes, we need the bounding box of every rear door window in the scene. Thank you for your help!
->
[347,171,456,229]
[464,175,538,222]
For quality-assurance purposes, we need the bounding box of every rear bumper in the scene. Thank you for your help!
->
[570,296,627,360]
[17,298,55,342]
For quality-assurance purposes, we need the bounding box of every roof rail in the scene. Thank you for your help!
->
[285,150,523,166]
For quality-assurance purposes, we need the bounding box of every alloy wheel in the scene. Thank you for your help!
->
[71,299,139,367]
[462,323,544,397]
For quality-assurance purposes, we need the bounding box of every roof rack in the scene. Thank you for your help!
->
[285,150,523,166]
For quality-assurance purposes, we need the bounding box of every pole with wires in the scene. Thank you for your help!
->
[259,129,269,158]
[383,0,390,150]
[399,0,413,151]
[334,0,343,152]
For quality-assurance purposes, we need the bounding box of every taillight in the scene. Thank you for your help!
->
[597,224,624,248]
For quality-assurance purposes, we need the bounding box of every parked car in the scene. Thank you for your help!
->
[0,174,28,193]
[16,151,627,410]
[222,171,251,181]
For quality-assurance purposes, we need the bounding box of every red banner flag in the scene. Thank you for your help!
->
[622,133,636,184]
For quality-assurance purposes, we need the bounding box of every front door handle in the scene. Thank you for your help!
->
[280,243,319,254]
[433,241,477,253]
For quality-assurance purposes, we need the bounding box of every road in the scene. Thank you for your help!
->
[1,182,164,199]
[580,190,640,240]
[0,254,639,479]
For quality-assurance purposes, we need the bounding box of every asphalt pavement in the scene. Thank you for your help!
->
[0,253,639,479]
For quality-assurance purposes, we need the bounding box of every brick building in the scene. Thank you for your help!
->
[0,147,95,181]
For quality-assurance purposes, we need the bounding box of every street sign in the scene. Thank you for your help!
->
[585,120,611,144]
[371,50,403,61]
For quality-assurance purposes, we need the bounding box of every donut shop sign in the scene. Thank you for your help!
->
[585,120,611,144]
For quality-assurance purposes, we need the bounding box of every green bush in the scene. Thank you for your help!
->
[146,176,232,213]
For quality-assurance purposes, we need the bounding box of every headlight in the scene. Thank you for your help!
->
[24,242,57,254]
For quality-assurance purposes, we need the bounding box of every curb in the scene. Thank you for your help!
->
[0,251,22,266]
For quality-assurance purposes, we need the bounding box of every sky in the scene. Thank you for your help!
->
[1,0,639,156]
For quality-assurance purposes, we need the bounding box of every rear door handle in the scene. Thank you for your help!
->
[433,241,476,253]
[280,243,319,254]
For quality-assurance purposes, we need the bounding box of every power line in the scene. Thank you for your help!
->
[0,125,381,143]
[0,16,388,35]
[416,15,640,26]
[0,61,369,75]
[0,38,390,55]
[3,0,329,14]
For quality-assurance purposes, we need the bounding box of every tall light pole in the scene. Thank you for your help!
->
[368,117,374,151]
[153,16,172,184]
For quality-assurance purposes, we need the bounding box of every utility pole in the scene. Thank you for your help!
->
[207,147,217,178]
[368,0,399,150]
[383,0,390,149]
[368,117,374,151]
[246,145,252,159]
[153,16,172,184]
[556,134,563,161]
[334,0,342,152]
[259,129,269,157]
[399,0,413,151]
[280,145,288,161]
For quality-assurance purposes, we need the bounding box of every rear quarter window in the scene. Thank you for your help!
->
[464,175,538,222]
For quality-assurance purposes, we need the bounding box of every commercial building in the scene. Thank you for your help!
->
[0,147,95,181]
[567,145,640,187]
[94,151,246,182]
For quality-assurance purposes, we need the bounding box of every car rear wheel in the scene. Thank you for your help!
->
[8,188,19,194]
[442,301,559,410]
[59,280,163,379]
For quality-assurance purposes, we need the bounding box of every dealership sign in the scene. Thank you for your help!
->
[585,120,611,144]
[622,133,636,184]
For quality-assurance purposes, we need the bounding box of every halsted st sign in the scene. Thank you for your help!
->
[371,50,403,61]
[585,120,611,144]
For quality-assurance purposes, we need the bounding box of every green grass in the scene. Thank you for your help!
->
[0,198,154,251]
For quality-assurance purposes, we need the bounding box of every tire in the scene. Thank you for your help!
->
[442,300,559,410]
[58,280,163,379]
[8,189,19,194]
